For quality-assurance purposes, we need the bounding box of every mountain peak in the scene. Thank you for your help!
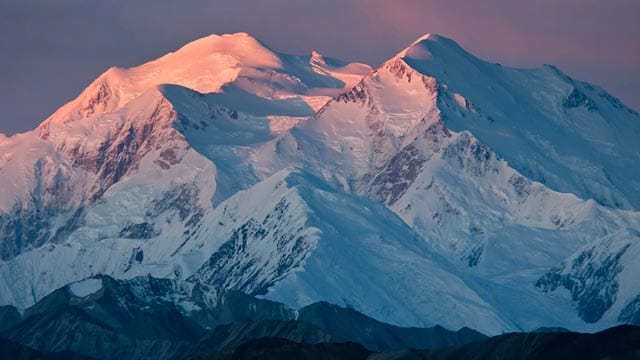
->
[223,31,255,39]
[310,50,327,66]
[161,31,280,68]
[41,32,282,125]
[411,33,436,44]
[310,50,324,59]
[38,31,371,131]
[394,33,463,62]
[179,31,267,50]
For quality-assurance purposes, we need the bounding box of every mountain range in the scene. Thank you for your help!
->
[2,274,638,360]
[1,31,640,344]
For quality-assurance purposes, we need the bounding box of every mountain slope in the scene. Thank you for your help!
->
[378,325,640,360]
[3,276,206,360]
[398,34,640,211]
[186,320,341,356]
[0,34,370,305]
[193,325,640,360]
[41,32,370,133]
[0,275,297,360]
[246,34,640,331]
[2,275,490,360]
[201,338,371,360]
[297,302,486,352]
[0,338,92,360]
[0,161,510,334]
[0,305,21,333]
[187,167,511,334]
[0,87,221,307]
[1,32,640,336]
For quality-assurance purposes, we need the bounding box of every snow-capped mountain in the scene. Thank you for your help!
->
[40,32,371,133]
[0,32,369,270]
[1,32,639,335]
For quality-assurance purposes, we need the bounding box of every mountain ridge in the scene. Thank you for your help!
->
[0,274,489,360]
[1,31,640,336]
[39,32,371,131]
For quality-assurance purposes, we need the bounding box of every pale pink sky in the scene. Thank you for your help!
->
[1,0,638,134]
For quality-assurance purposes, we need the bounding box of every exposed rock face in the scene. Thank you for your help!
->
[0,163,80,261]
[0,94,183,262]
[563,87,597,111]
[188,197,315,296]
[536,238,632,323]
[619,295,640,326]
[369,144,425,205]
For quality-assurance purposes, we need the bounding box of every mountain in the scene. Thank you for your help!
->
[197,338,371,360]
[0,275,488,360]
[4,286,639,360]
[297,302,486,352]
[0,33,370,307]
[184,320,342,357]
[243,34,640,331]
[41,32,371,132]
[376,325,640,360]
[0,338,92,360]
[1,31,640,336]
[395,35,640,211]
[0,274,294,360]
[0,305,21,331]
[2,276,203,360]
[183,325,640,360]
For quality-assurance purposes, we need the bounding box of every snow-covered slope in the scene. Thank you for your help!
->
[189,167,513,334]
[0,164,509,334]
[0,32,370,264]
[264,34,640,208]
[40,32,370,134]
[398,34,640,210]
[244,34,640,331]
[1,32,640,336]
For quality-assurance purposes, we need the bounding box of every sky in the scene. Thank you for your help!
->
[1,0,638,135]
